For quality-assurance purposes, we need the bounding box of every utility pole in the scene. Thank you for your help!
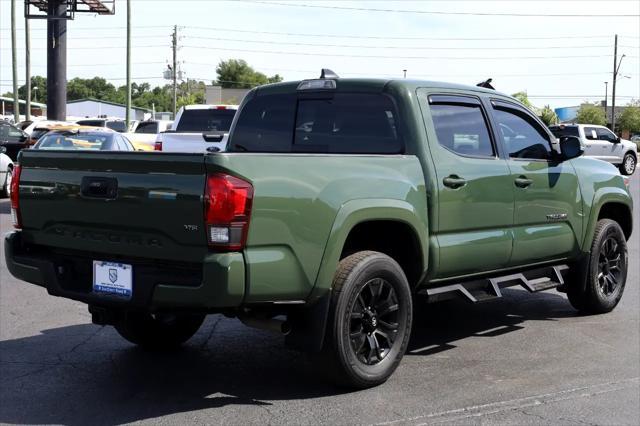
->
[403,69,407,78]
[125,0,131,129]
[172,25,178,118]
[47,0,67,120]
[11,0,19,122]
[25,15,31,121]
[604,81,608,114]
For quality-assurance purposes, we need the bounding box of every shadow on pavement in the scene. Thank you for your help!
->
[0,288,576,425]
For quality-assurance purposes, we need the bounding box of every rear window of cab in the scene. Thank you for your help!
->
[228,93,403,154]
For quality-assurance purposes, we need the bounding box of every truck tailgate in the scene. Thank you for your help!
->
[17,151,208,263]
[158,132,228,153]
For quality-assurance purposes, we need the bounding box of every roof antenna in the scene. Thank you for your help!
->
[476,78,495,90]
[320,69,339,79]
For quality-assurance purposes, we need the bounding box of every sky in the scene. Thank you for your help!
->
[0,0,639,109]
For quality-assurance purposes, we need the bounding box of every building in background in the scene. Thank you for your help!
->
[0,96,47,120]
[66,98,152,121]
[205,86,250,105]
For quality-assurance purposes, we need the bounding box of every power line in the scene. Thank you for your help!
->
[185,36,619,51]
[0,45,168,50]
[181,45,635,60]
[242,0,640,17]
[185,26,628,41]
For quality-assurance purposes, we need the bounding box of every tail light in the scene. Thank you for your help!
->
[154,141,162,151]
[204,173,253,251]
[10,165,22,229]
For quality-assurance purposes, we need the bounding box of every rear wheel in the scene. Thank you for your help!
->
[319,251,412,389]
[619,152,636,175]
[567,219,628,314]
[115,312,205,349]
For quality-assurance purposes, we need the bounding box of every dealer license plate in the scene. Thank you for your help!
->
[93,261,133,298]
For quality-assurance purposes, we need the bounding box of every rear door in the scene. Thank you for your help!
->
[420,93,515,278]
[489,99,582,266]
[583,126,607,160]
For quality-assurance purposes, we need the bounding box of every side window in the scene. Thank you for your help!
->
[493,107,553,160]
[135,122,157,134]
[597,128,617,142]
[584,127,599,140]
[429,102,494,157]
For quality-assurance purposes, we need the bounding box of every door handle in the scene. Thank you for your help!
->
[443,175,467,189]
[514,176,533,188]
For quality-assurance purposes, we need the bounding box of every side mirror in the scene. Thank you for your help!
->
[0,146,6,154]
[614,136,621,143]
[559,136,584,161]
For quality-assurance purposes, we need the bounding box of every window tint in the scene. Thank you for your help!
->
[230,93,403,154]
[584,127,599,140]
[135,122,158,134]
[494,108,552,160]
[293,94,402,154]
[176,109,236,132]
[36,132,113,151]
[430,103,494,157]
[549,126,579,138]
[597,128,617,142]
[106,121,126,133]
[76,119,105,127]
[229,94,295,152]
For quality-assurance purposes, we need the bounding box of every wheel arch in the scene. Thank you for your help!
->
[583,191,633,250]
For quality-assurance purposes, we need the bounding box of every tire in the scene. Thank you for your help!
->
[619,152,636,175]
[2,165,12,198]
[115,312,205,349]
[567,219,628,314]
[318,251,413,389]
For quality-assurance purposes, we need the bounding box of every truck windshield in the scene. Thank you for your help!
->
[549,126,579,138]
[176,109,236,132]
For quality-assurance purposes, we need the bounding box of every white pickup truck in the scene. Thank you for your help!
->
[550,124,637,175]
[154,105,238,153]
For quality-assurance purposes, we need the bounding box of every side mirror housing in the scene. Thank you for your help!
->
[559,136,584,161]
[0,146,6,154]
[615,136,621,143]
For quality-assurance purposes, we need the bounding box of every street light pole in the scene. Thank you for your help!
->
[611,52,625,132]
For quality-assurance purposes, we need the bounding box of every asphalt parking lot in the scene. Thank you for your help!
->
[1,173,638,425]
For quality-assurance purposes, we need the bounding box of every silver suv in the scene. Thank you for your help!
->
[550,124,637,175]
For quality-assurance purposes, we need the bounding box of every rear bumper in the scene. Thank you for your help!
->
[4,231,245,310]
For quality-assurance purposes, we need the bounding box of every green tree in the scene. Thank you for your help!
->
[618,106,640,133]
[512,91,533,108]
[539,105,559,126]
[216,59,283,88]
[3,76,48,103]
[576,103,607,126]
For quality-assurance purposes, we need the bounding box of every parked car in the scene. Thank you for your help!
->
[154,105,237,152]
[75,117,133,133]
[0,120,30,161]
[5,76,633,389]
[124,120,173,151]
[25,120,74,144]
[0,146,13,197]
[33,128,136,151]
[549,124,637,175]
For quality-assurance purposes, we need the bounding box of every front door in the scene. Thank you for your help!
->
[596,127,625,163]
[489,100,583,266]
[421,93,515,278]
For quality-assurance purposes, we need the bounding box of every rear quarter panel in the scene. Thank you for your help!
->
[205,153,428,302]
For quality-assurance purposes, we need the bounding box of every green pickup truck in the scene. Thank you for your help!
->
[5,75,634,388]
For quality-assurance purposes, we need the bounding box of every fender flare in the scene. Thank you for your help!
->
[286,198,428,352]
[582,188,633,251]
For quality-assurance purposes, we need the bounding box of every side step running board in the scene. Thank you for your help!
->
[421,265,570,304]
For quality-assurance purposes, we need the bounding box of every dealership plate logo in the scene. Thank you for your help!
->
[109,268,118,283]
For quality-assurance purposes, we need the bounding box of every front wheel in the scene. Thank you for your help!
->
[115,312,205,349]
[619,153,636,175]
[319,251,413,389]
[567,219,628,314]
